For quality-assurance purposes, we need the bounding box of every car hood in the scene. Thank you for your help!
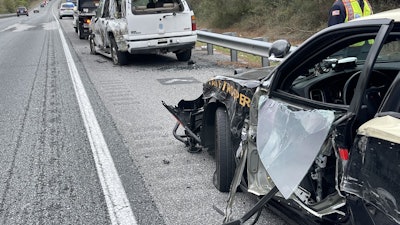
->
[224,66,275,81]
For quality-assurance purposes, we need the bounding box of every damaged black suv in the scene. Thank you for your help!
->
[164,8,400,225]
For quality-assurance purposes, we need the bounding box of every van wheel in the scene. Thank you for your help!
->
[111,38,128,65]
[89,35,96,55]
[213,107,236,192]
[176,49,192,61]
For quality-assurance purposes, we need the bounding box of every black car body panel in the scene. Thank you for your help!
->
[342,114,400,224]
[202,70,267,138]
[163,8,400,225]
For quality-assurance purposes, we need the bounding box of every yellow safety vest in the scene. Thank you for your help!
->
[343,0,373,22]
[342,0,374,46]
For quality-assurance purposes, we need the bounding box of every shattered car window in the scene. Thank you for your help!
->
[256,97,334,199]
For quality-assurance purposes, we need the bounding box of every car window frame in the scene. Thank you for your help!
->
[348,24,394,115]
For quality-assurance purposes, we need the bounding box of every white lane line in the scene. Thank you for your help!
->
[53,15,138,225]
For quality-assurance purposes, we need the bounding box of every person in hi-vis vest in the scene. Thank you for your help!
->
[328,0,373,26]
[328,0,374,58]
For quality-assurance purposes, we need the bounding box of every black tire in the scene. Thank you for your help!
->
[213,107,236,192]
[89,35,96,55]
[111,37,128,65]
[74,19,78,33]
[78,26,84,39]
[59,16,62,19]
[176,49,192,61]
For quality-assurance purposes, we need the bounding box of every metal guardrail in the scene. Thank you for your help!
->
[0,13,16,18]
[197,30,296,67]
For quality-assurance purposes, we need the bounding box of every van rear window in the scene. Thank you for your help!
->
[131,0,182,14]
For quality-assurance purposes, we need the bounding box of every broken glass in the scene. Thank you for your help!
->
[256,97,335,199]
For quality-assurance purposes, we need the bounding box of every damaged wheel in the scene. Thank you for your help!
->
[111,37,128,65]
[213,107,236,192]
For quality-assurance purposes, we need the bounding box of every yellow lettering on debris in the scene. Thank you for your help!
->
[239,94,251,107]
[207,79,251,108]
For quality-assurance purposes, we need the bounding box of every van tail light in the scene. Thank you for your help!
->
[191,15,196,31]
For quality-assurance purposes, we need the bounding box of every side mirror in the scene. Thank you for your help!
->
[269,39,291,58]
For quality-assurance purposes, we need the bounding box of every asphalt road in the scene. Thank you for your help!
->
[0,1,289,225]
[0,6,112,225]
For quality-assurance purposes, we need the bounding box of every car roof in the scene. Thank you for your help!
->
[352,8,400,22]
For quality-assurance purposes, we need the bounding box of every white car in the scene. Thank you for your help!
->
[59,2,75,19]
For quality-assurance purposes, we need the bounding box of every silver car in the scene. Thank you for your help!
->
[59,2,75,19]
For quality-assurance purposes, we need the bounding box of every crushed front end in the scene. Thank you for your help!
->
[162,95,204,153]
[162,67,273,154]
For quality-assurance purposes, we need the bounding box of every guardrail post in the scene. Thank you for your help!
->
[253,37,270,67]
[223,32,238,62]
[261,57,270,67]
[207,43,214,55]
[200,29,214,55]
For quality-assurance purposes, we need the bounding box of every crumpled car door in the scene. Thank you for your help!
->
[92,0,110,48]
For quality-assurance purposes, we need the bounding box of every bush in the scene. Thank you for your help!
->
[188,0,400,42]
[1,0,30,13]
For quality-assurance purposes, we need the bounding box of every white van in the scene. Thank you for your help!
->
[89,0,197,65]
